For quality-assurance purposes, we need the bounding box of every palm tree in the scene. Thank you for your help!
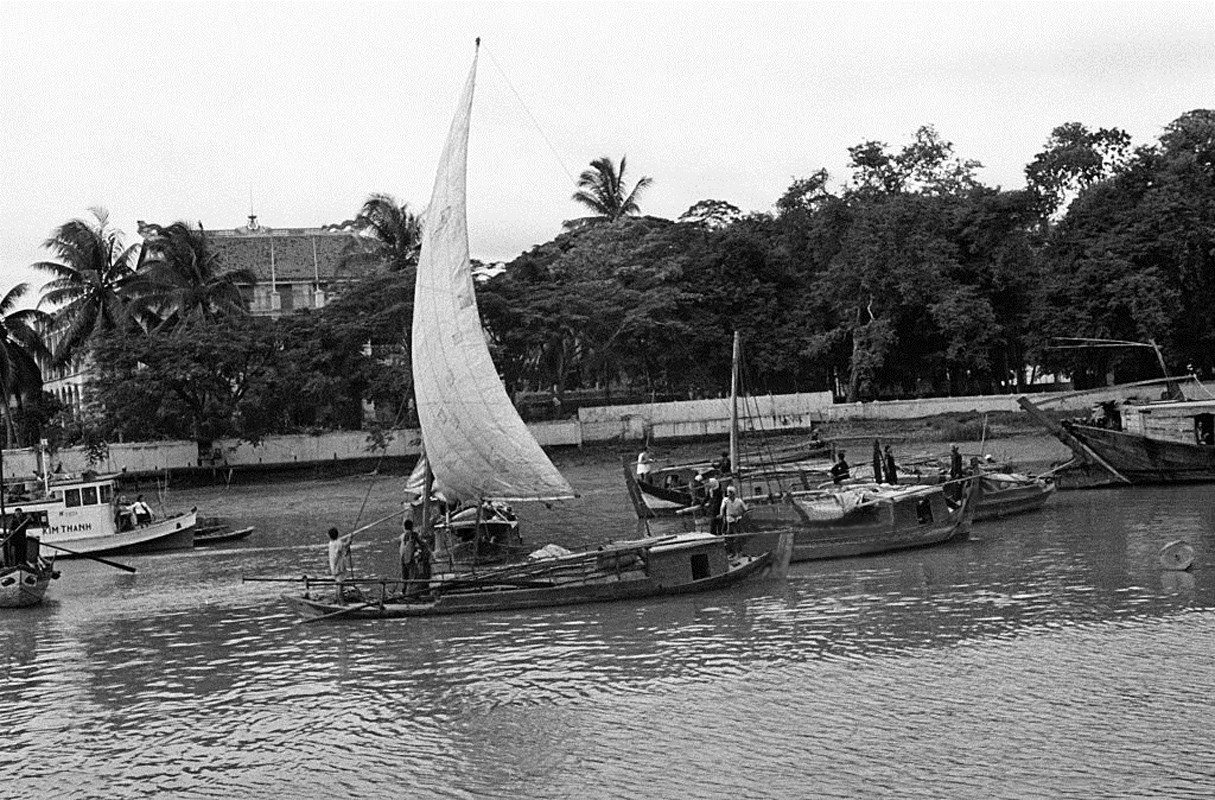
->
[0,284,50,446]
[566,155,653,229]
[328,193,422,272]
[136,221,257,330]
[33,208,140,366]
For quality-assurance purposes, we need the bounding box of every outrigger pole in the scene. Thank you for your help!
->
[729,330,740,484]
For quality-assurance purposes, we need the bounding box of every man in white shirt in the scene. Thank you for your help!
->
[719,485,748,554]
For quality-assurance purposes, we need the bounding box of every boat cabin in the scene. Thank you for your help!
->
[1,474,127,543]
[1121,400,1215,447]
[646,535,730,583]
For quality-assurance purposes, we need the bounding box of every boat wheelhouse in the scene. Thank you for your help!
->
[2,473,196,557]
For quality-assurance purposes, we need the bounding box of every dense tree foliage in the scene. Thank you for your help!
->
[0,284,50,445]
[33,208,141,366]
[15,108,1215,445]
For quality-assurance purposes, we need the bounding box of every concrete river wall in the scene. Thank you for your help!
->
[6,381,1211,480]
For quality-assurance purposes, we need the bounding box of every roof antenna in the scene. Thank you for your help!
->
[248,185,259,230]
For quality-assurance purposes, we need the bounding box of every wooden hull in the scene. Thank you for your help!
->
[0,561,56,608]
[739,483,976,562]
[194,526,255,546]
[282,544,772,620]
[1056,424,1215,489]
[44,512,196,557]
[973,476,1056,521]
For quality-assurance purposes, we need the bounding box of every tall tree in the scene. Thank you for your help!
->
[33,207,140,366]
[137,221,256,330]
[328,193,422,273]
[1025,122,1132,217]
[0,284,50,446]
[566,155,653,228]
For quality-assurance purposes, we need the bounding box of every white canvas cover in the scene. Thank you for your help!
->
[410,51,575,503]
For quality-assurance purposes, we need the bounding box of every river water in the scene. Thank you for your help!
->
[2,440,1213,799]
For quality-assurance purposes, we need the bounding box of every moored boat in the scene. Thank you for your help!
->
[4,473,196,557]
[971,471,1055,521]
[1019,394,1215,489]
[0,558,58,608]
[734,476,980,562]
[193,519,256,546]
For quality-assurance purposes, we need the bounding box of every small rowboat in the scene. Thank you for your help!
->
[194,519,256,547]
[0,558,59,608]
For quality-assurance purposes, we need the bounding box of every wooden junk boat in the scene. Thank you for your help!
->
[281,44,778,620]
[729,477,982,562]
[284,532,771,620]
[1019,388,1215,489]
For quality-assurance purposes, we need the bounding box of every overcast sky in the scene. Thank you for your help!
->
[2,1,1212,296]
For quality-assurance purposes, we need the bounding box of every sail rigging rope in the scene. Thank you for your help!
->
[481,43,578,187]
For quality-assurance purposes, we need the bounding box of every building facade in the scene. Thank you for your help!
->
[146,214,377,318]
[43,215,383,413]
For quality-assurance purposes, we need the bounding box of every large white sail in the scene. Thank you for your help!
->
[410,50,575,503]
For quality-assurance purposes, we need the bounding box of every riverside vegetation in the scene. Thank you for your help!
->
[2,111,1211,454]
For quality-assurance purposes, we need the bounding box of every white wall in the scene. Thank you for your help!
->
[7,382,1206,477]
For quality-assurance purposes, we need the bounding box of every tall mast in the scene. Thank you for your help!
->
[1,445,7,535]
[729,330,740,480]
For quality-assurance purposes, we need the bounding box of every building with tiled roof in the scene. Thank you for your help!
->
[140,215,381,317]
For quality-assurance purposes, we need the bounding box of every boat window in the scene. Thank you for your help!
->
[100,485,113,503]
[82,486,99,506]
[1195,414,1215,446]
[916,498,934,525]
[64,488,81,508]
[690,553,711,580]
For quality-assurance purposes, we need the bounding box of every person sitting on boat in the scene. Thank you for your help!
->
[115,496,135,532]
[131,495,153,527]
[327,526,355,601]
[715,451,732,476]
[830,452,850,484]
[689,473,706,504]
[719,486,748,554]
[636,448,654,484]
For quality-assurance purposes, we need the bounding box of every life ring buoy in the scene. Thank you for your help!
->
[1159,540,1195,571]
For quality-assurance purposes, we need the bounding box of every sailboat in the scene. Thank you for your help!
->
[625,332,983,562]
[282,43,776,620]
[628,332,832,517]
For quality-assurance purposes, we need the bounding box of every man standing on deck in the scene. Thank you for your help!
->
[720,486,748,555]
[948,444,964,503]
[399,519,431,597]
[5,508,31,566]
[327,527,354,601]
[884,445,899,486]
[705,476,724,535]
[636,448,654,484]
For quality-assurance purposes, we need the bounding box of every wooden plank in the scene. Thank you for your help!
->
[1016,396,1132,484]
